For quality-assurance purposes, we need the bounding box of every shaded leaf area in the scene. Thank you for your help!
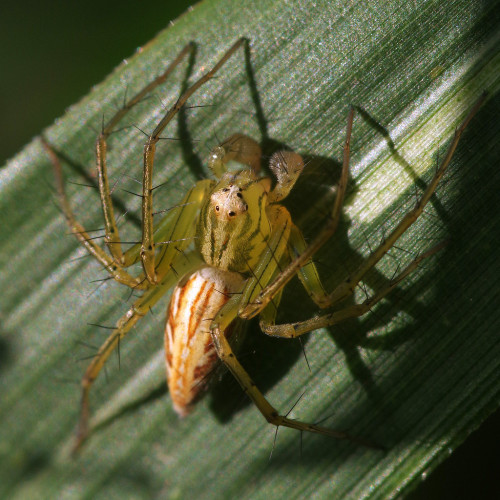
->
[1,0,499,498]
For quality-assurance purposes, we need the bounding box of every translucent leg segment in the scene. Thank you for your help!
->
[208,133,262,177]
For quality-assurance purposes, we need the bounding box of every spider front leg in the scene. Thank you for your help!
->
[95,43,195,267]
[43,139,147,289]
[322,94,486,309]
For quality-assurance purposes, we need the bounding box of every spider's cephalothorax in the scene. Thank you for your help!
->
[45,37,484,452]
[198,170,272,272]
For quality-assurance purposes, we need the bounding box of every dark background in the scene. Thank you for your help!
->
[0,2,497,498]
[0,1,196,164]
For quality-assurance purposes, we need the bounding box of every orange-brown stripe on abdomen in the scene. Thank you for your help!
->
[164,266,245,416]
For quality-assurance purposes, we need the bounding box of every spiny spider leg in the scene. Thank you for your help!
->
[239,106,353,319]
[260,241,446,337]
[140,38,247,284]
[42,42,196,289]
[210,309,383,449]
[324,93,486,308]
[97,43,195,266]
[241,94,486,320]
[42,138,147,289]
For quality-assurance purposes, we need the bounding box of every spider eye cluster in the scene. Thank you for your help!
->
[211,184,249,220]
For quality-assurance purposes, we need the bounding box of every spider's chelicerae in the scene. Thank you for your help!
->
[44,38,484,452]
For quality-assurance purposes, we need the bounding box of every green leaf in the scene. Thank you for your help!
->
[1,0,498,498]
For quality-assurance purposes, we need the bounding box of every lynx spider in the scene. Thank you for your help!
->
[44,38,484,452]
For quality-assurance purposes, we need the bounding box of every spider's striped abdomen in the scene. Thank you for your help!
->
[165,266,245,416]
